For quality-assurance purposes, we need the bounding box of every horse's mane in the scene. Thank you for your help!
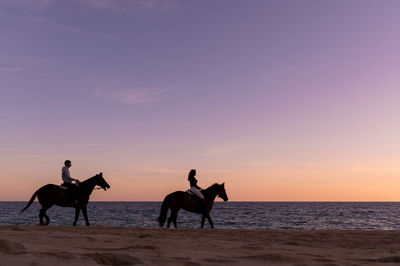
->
[203,183,221,192]
[81,174,100,184]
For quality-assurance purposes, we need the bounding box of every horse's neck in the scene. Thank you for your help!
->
[80,178,96,195]
[203,186,218,202]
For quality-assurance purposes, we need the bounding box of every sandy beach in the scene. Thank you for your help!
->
[1,226,400,265]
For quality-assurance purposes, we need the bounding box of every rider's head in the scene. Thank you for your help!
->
[188,169,196,180]
[64,160,72,167]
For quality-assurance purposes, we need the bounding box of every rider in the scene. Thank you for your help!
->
[62,160,80,204]
[188,169,205,201]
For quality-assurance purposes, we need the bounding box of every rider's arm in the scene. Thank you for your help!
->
[62,167,78,182]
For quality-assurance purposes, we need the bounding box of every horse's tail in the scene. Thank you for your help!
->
[158,195,170,227]
[21,189,40,213]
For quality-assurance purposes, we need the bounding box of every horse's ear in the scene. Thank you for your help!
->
[99,172,103,176]
[222,182,225,186]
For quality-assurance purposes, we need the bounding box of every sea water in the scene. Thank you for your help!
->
[1,202,400,229]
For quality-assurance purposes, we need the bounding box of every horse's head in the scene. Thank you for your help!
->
[95,173,110,191]
[215,183,228,201]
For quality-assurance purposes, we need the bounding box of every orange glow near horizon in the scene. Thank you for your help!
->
[2,157,400,202]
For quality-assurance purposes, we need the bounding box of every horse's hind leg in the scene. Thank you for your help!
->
[167,210,178,228]
[201,214,206,228]
[167,216,172,228]
[43,212,50,225]
[172,212,178,228]
[39,209,44,225]
[39,205,52,225]
[169,209,179,228]
[37,194,52,225]
[206,214,214,228]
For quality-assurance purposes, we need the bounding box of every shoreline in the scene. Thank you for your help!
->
[1,226,400,265]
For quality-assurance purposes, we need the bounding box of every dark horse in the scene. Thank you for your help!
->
[158,183,228,228]
[21,173,110,226]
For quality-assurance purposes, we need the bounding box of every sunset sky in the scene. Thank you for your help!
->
[1,0,400,201]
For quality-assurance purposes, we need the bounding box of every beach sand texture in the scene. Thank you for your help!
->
[1,226,400,265]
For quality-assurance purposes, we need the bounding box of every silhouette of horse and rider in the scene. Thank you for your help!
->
[158,169,228,228]
[21,162,228,228]
[21,160,110,226]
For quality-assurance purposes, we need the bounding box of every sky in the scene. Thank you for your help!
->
[1,0,400,201]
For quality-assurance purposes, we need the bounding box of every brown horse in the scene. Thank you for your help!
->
[158,183,228,228]
[21,173,110,226]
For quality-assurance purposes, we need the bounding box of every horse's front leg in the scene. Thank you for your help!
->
[207,213,214,228]
[73,207,80,226]
[201,214,206,228]
[82,205,90,226]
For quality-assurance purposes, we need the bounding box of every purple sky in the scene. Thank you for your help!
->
[1,0,400,201]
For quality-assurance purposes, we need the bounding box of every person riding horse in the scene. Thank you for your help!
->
[188,169,208,210]
[21,172,110,226]
[61,160,80,204]
[188,169,204,199]
[159,171,229,228]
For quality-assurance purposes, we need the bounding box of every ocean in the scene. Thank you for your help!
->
[1,202,400,229]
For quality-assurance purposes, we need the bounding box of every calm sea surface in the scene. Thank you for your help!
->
[1,202,400,229]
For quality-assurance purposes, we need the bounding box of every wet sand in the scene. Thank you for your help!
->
[1,226,400,265]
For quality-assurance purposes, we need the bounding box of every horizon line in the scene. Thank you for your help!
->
[2,200,400,203]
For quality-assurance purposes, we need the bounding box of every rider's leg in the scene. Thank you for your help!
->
[190,187,205,199]
[63,182,78,204]
[190,187,207,213]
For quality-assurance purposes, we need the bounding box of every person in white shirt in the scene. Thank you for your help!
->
[62,160,79,184]
[62,160,80,204]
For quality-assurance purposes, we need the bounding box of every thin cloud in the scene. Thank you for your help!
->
[247,161,335,174]
[95,88,168,104]
[83,0,179,17]
[205,143,248,155]
[1,1,99,37]
[0,59,31,72]
[0,66,25,72]
[0,55,52,74]
[2,0,54,11]
[26,16,98,37]
[137,168,185,174]
[3,0,178,18]
[128,167,235,175]
[1,0,178,38]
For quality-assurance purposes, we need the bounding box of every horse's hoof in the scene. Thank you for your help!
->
[86,223,90,226]
[73,222,77,226]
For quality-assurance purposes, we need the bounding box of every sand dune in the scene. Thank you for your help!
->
[1,226,400,265]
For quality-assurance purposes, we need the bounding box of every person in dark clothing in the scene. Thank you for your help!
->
[188,169,205,200]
